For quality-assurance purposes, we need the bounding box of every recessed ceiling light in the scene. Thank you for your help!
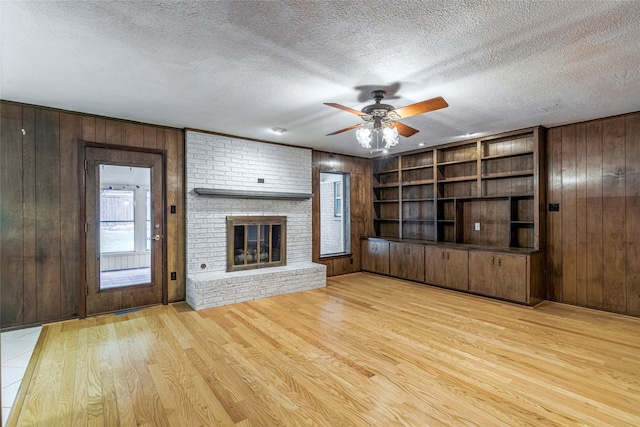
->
[464,133,475,137]
[418,143,425,147]
[270,127,287,135]
[382,149,389,154]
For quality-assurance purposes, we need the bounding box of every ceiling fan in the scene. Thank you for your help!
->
[324,90,448,149]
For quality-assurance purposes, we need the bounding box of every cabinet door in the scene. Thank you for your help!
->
[361,240,390,275]
[496,254,528,303]
[468,251,496,296]
[390,243,425,282]
[425,246,447,286]
[446,249,469,291]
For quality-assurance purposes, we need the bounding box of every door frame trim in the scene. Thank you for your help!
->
[79,141,168,318]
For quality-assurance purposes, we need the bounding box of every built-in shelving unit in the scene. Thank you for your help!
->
[370,127,545,250]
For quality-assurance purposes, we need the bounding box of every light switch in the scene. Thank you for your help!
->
[475,222,480,231]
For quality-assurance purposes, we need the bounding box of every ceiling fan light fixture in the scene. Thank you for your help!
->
[355,125,372,148]
[382,125,399,149]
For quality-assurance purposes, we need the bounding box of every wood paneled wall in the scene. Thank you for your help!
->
[546,111,640,316]
[312,151,372,276]
[0,102,185,329]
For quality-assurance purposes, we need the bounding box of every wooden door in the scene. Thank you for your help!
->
[425,246,447,286]
[85,147,164,316]
[496,254,528,303]
[361,240,389,275]
[390,243,424,282]
[446,249,469,291]
[468,251,496,296]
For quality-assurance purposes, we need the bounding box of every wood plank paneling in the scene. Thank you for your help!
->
[625,113,640,316]
[22,107,37,324]
[1,101,186,328]
[575,124,588,306]
[105,119,124,145]
[35,109,62,322]
[164,129,184,302]
[547,111,640,317]
[601,117,626,313]
[0,104,25,327]
[312,151,372,276]
[547,127,563,301]
[561,125,577,304]
[59,112,83,317]
[585,121,603,309]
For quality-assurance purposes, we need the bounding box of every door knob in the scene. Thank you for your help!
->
[148,235,162,241]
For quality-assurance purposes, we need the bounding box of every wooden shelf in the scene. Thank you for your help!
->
[373,199,399,203]
[437,175,478,183]
[371,126,544,249]
[374,218,400,221]
[402,165,433,171]
[402,179,435,186]
[436,159,477,166]
[193,188,313,200]
[373,183,400,189]
[482,171,534,179]
[481,151,533,160]
[374,169,399,174]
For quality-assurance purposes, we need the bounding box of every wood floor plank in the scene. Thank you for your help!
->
[8,273,640,426]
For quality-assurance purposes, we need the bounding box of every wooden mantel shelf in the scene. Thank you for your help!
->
[193,188,313,200]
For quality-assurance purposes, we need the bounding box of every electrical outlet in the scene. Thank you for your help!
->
[475,222,480,231]
[170,271,177,280]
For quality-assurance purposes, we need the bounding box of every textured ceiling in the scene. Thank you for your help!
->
[2,1,640,157]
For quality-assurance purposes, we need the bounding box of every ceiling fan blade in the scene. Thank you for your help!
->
[393,96,448,119]
[393,122,420,138]
[324,103,368,116]
[326,123,361,136]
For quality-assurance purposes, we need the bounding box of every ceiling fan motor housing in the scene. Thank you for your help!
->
[361,91,400,121]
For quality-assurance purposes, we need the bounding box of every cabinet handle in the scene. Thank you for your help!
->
[498,258,502,267]
[447,252,450,260]
[442,251,445,259]
[491,256,495,266]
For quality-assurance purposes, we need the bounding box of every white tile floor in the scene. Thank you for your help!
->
[1,326,41,427]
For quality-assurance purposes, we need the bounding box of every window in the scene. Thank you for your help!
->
[99,165,151,254]
[100,190,135,252]
[334,181,342,217]
[320,172,350,257]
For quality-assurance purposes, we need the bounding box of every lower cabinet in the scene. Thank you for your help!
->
[390,242,425,282]
[468,251,543,304]
[361,238,544,306]
[424,247,469,291]
[361,240,390,275]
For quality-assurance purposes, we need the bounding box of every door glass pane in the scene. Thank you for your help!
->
[100,190,134,252]
[272,225,281,262]
[260,224,270,263]
[320,172,351,256]
[247,224,258,264]
[99,164,151,289]
[233,225,245,266]
[146,190,151,251]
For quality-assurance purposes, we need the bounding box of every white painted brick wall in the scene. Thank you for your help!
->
[186,131,311,193]
[185,131,325,308]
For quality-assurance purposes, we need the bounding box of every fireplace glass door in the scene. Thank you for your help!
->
[227,216,286,271]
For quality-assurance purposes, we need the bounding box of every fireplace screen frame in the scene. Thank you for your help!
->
[226,216,287,272]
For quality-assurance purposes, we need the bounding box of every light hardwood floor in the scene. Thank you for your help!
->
[7,273,640,426]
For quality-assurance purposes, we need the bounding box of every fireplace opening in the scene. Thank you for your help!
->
[226,216,286,272]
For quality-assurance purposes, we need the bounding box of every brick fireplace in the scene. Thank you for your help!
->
[185,131,326,310]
